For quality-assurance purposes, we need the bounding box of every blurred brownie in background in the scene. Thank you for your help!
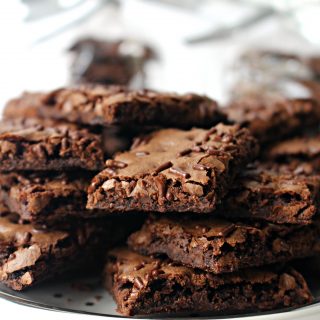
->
[69,38,155,87]
[223,98,320,144]
[228,50,320,103]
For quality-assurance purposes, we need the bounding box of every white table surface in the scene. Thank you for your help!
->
[0,1,320,319]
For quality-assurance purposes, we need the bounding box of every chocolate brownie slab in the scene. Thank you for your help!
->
[128,215,320,274]
[224,98,320,143]
[0,118,104,171]
[87,124,258,213]
[105,247,313,316]
[7,85,224,128]
[3,92,43,119]
[0,214,131,291]
[222,163,320,224]
[4,98,135,158]
[266,135,320,167]
[0,171,105,225]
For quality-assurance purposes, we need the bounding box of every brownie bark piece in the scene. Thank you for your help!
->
[105,247,313,316]
[128,215,320,274]
[87,124,258,213]
[266,135,320,166]
[222,163,320,225]
[0,214,132,291]
[0,171,106,225]
[223,98,320,143]
[3,92,44,119]
[7,85,224,128]
[69,38,155,86]
[0,118,104,171]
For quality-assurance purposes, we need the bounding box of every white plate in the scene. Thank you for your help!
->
[0,257,319,319]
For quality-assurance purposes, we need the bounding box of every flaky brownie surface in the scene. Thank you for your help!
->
[128,215,320,274]
[224,98,320,143]
[0,118,104,171]
[87,124,258,213]
[222,163,320,224]
[105,247,313,316]
[8,85,224,127]
[0,171,103,225]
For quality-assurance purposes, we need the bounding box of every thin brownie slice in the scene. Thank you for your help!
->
[0,171,106,225]
[128,215,320,274]
[222,163,320,224]
[4,97,136,158]
[105,247,313,316]
[0,214,133,291]
[87,124,258,213]
[223,98,320,143]
[266,135,320,167]
[6,85,224,128]
[0,118,104,171]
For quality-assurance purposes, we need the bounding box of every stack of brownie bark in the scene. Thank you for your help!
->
[0,116,142,290]
[85,93,319,315]
[1,84,319,317]
[0,85,224,294]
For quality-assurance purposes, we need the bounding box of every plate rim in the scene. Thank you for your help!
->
[1,287,320,319]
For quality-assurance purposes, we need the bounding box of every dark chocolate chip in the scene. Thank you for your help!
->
[135,151,150,157]
[191,146,204,153]
[133,276,144,289]
[218,224,236,237]
[105,160,127,169]
[193,164,209,171]
[177,148,192,157]
[153,161,173,175]
[169,167,191,179]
